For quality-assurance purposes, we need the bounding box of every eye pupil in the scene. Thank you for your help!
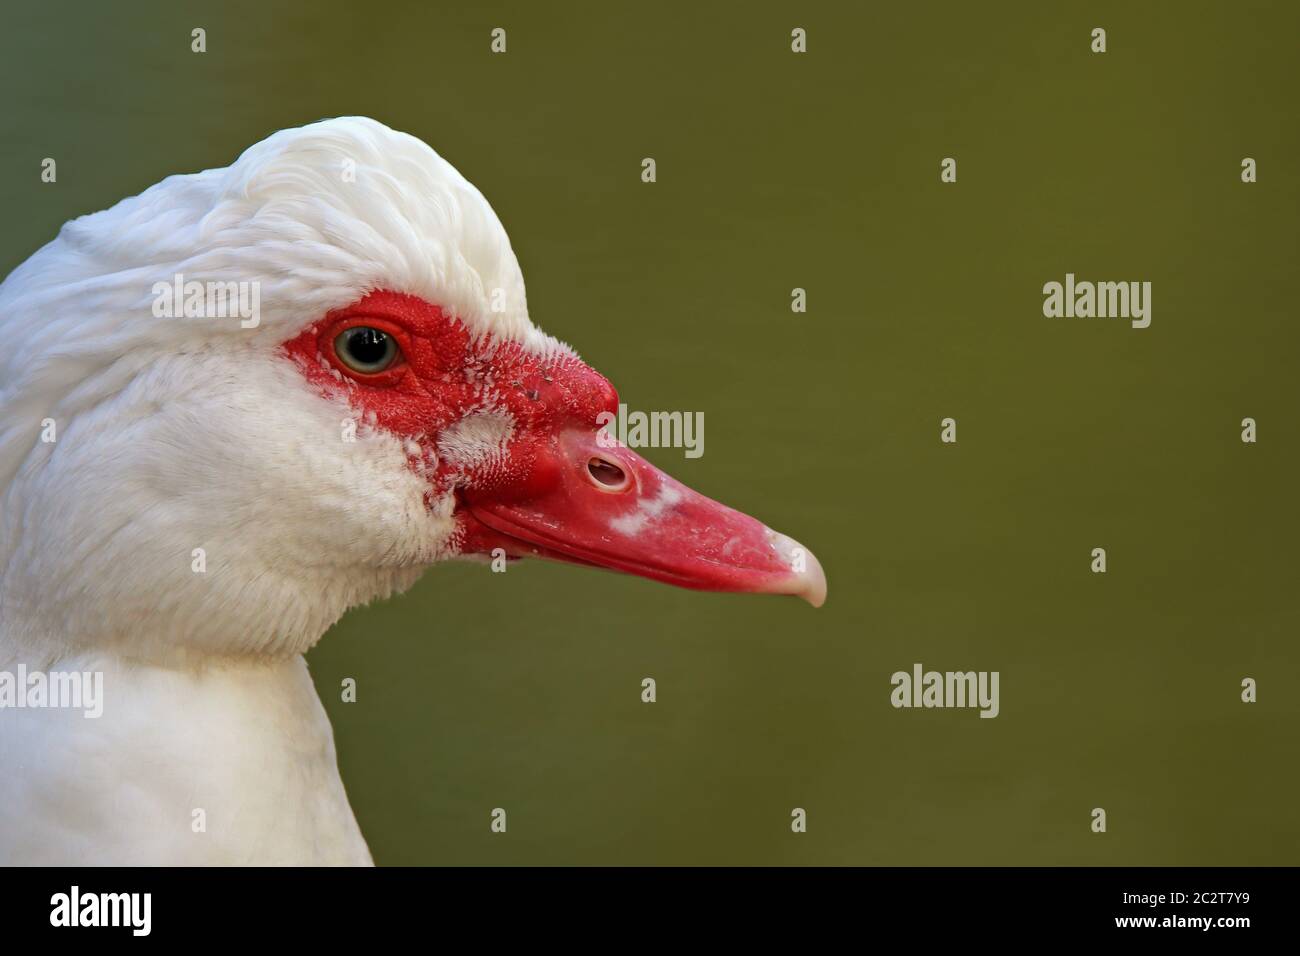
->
[334,326,398,374]
[346,328,388,364]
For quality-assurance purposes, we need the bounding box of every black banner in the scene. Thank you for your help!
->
[2,867,1283,942]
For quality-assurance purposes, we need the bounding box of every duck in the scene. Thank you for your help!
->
[0,117,826,865]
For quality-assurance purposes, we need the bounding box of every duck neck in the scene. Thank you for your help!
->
[0,644,373,864]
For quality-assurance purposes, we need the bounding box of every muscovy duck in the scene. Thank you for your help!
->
[0,117,825,864]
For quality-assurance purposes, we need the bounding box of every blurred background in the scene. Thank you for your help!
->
[1,0,1296,864]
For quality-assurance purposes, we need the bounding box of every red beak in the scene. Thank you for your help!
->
[460,428,826,607]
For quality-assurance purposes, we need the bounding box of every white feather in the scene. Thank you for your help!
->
[0,117,560,864]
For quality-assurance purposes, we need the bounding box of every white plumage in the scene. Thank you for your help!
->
[0,118,554,864]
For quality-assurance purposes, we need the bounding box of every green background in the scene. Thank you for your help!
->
[2,1,1296,864]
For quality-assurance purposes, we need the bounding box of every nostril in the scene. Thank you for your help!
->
[587,456,629,491]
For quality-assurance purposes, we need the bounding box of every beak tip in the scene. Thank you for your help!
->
[768,530,828,608]
[798,556,828,608]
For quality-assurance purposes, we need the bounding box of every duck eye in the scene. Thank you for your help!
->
[334,326,399,374]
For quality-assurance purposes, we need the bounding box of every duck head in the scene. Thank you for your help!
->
[0,117,824,663]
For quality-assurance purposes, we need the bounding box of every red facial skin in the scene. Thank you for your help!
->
[282,291,826,605]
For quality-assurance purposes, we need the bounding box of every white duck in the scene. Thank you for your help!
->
[0,117,826,865]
